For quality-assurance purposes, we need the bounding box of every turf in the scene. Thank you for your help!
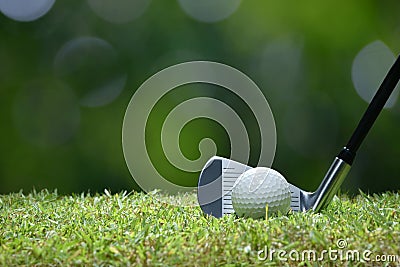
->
[0,189,399,266]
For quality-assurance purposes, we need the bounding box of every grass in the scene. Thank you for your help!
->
[0,189,399,266]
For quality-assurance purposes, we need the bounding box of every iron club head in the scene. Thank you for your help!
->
[197,156,350,218]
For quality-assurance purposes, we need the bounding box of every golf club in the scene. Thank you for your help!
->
[198,54,400,218]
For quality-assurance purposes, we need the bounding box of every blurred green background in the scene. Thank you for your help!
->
[1,0,399,194]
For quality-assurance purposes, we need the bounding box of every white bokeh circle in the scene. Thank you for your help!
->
[0,0,55,22]
[87,0,151,24]
[352,40,399,108]
[54,36,127,107]
[178,0,241,23]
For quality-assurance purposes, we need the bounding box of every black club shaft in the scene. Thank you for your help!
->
[338,55,400,165]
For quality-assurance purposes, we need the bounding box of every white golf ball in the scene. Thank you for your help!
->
[231,167,291,218]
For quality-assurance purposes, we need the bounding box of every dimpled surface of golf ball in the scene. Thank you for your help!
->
[232,167,291,219]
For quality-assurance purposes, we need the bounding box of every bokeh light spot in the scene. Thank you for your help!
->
[178,0,241,23]
[352,40,399,108]
[54,36,127,108]
[87,0,151,24]
[0,0,55,22]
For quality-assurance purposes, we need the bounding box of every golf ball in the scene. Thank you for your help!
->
[231,167,291,218]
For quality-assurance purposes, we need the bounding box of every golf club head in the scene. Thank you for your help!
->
[198,156,351,218]
[197,156,308,218]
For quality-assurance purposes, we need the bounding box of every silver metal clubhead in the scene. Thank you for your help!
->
[197,156,350,218]
[197,156,251,218]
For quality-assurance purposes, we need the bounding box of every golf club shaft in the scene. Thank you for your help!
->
[313,54,400,212]
[339,55,400,165]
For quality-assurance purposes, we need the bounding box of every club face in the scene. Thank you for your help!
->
[197,156,310,217]
[197,156,250,218]
[287,183,311,212]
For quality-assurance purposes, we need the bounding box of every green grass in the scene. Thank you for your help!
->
[0,189,399,266]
